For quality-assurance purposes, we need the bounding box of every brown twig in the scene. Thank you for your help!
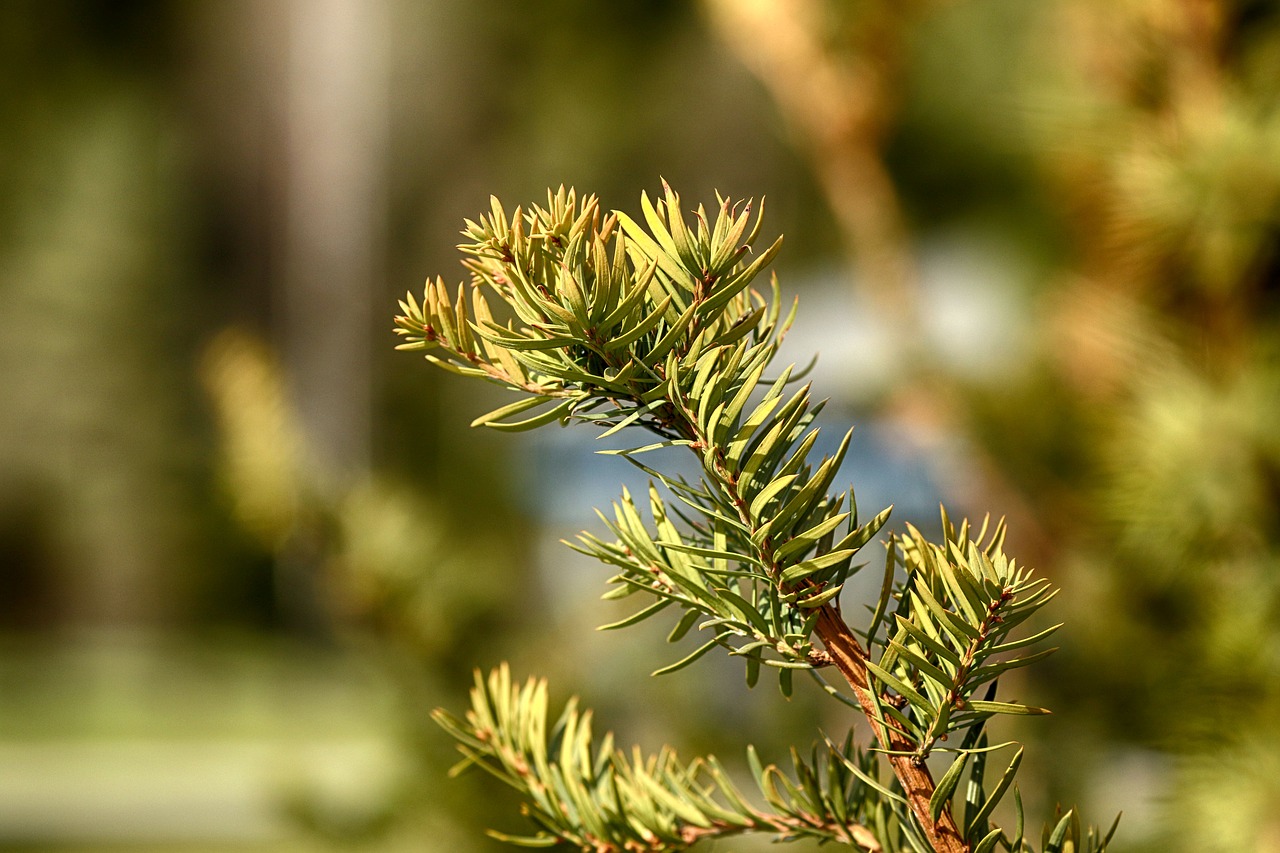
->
[816,606,968,853]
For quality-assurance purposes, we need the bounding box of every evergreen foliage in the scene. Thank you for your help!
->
[396,185,1118,852]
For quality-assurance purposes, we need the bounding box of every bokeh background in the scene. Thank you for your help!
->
[3,1,1280,851]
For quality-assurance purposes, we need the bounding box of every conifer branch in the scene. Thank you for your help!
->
[396,183,1118,853]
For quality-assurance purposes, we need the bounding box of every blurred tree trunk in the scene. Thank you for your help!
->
[277,0,389,486]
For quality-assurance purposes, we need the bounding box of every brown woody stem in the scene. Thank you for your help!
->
[815,607,968,853]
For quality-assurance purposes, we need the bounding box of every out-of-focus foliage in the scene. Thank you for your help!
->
[200,327,516,657]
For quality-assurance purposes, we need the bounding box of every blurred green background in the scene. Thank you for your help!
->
[2,1,1279,851]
